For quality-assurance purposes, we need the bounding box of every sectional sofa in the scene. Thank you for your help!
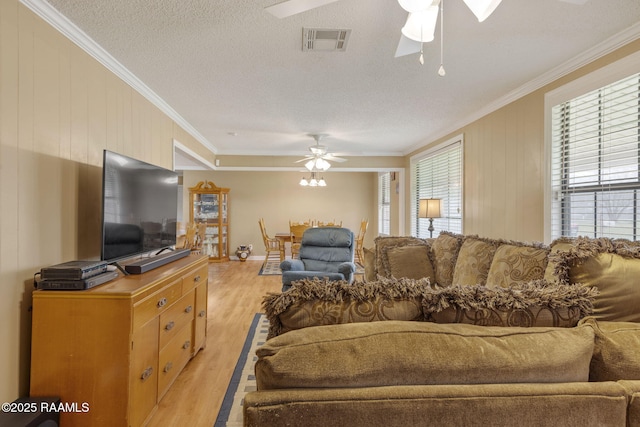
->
[244,232,640,426]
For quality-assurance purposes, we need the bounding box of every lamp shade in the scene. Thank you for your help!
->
[401,7,439,43]
[398,0,435,13]
[462,0,502,22]
[419,198,441,218]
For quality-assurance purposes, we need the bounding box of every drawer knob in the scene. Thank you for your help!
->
[164,362,173,373]
[198,310,206,318]
[165,321,175,331]
[194,275,201,282]
[157,297,167,308]
[140,366,153,382]
[185,305,193,314]
[183,340,191,350]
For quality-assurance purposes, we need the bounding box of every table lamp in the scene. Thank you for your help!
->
[419,198,441,238]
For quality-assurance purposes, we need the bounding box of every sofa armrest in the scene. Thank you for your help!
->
[280,259,304,272]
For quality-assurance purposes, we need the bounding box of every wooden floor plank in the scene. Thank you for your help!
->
[146,260,281,427]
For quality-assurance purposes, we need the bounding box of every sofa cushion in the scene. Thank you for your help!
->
[430,231,464,286]
[424,280,598,327]
[255,321,595,390]
[486,243,549,288]
[385,245,434,280]
[451,237,499,286]
[580,317,640,381]
[262,277,428,338]
[554,237,640,322]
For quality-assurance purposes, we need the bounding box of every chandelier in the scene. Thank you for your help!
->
[299,171,327,187]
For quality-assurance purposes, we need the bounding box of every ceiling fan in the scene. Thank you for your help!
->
[266,0,591,59]
[295,134,347,171]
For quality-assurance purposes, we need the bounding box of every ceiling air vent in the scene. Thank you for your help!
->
[302,27,351,52]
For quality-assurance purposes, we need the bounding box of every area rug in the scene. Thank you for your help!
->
[259,259,365,276]
[214,313,269,427]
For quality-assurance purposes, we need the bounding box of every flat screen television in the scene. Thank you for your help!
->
[101,150,179,263]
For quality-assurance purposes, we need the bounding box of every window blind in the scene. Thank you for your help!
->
[378,172,391,235]
[550,72,640,240]
[411,140,463,238]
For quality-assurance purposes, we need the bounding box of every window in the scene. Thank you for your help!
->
[550,72,640,240]
[410,137,463,238]
[378,172,391,235]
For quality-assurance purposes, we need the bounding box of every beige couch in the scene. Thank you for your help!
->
[244,232,640,426]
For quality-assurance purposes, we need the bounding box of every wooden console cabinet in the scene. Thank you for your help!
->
[30,255,209,427]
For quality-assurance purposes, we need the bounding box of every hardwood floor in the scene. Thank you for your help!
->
[146,260,282,427]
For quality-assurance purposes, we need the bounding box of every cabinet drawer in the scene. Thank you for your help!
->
[158,324,192,399]
[159,290,195,350]
[182,264,208,292]
[193,282,207,355]
[133,279,182,331]
[129,317,159,427]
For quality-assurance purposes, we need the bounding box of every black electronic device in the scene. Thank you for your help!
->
[36,270,119,290]
[40,260,108,281]
[124,248,191,274]
[100,150,179,263]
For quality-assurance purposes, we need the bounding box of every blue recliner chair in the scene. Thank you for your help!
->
[280,227,356,292]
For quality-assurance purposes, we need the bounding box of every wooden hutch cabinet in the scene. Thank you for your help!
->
[189,181,230,262]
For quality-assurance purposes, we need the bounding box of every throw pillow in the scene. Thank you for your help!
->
[262,277,430,338]
[485,242,549,288]
[423,280,598,328]
[543,237,575,283]
[581,317,640,381]
[554,237,640,322]
[430,231,464,287]
[385,245,434,280]
[373,236,430,280]
[363,247,376,282]
[451,237,499,286]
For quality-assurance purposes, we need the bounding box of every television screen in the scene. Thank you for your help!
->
[101,150,178,262]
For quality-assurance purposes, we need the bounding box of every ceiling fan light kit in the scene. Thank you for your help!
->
[462,0,503,22]
[401,7,440,43]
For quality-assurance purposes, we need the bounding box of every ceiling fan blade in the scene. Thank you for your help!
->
[265,0,340,18]
[395,34,422,58]
[295,156,314,163]
[323,155,347,162]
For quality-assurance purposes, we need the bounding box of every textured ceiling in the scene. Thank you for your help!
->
[42,0,640,161]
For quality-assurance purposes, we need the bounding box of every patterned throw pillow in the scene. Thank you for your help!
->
[451,237,499,286]
[430,232,464,287]
[262,277,429,338]
[486,243,549,288]
[424,280,597,328]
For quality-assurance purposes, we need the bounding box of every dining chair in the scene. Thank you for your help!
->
[354,218,368,266]
[318,220,342,227]
[259,218,283,267]
[289,221,312,259]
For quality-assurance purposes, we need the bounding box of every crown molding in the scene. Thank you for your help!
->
[402,21,640,155]
[19,0,218,155]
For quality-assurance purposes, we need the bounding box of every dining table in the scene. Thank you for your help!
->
[275,233,292,261]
